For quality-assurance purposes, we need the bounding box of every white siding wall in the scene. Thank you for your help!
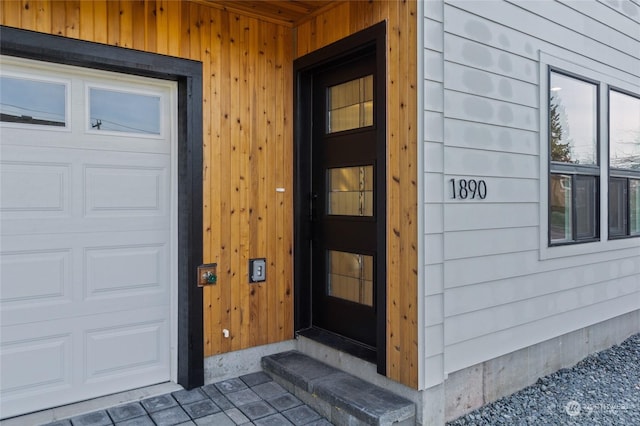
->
[423,0,447,389]
[421,0,640,388]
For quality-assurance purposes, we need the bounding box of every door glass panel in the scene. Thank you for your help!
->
[89,87,161,135]
[327,75,373,133]
[327,250,373,307]
[550,174,572,242]
[328,166,373,216]
[0,76,66,127]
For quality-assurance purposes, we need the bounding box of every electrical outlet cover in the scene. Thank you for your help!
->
[249,258,266,283]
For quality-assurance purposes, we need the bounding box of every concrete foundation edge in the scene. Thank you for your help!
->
[203,340,296,385]
[442,309,640,423]
[202,310,639,425]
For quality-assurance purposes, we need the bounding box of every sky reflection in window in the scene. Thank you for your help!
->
[89,88,161,135]
[610,90,640,170]
[0,76,66,126]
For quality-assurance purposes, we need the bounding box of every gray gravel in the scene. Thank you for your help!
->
[447,333,640,426]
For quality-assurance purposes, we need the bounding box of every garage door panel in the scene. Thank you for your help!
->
[85,318,168,383]
[85,244,166,300]
[1,147,170,232]
[80,307,170,388]
[0,308,169,418]
[84,165,167,217]
[0,249,72,308]
[0,161,71,219]
[2,234,169,326]
[0,331,73,400]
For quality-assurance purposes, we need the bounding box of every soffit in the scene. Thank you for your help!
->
[203,1,338,26]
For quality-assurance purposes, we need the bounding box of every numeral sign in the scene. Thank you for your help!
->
[450,178,487,200]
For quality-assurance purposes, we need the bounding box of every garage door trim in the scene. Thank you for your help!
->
[0,25,204,391]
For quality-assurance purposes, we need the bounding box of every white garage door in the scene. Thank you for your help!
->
[0,56,176,419]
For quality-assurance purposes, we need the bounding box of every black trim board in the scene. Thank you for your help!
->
[0,26,204,389]
[293,21,387,375]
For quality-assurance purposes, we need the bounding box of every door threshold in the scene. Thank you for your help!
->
[1,382,182,426]
[297,327,376,364]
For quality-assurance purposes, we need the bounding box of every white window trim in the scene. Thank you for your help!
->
[539,51,640,260]
[0,58,71,132]
[84,82,167,139]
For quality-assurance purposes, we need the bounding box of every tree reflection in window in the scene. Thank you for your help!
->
[549,100,571,163]
[549,72,597,165]
[548,70,600,244]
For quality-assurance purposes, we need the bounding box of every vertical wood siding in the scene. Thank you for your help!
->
[296,1,419,388]
[1,0,418,389]
[1,0,294,357]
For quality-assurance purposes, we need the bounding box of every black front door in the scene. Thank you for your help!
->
[311,53,380,348]
[294,23,386,370]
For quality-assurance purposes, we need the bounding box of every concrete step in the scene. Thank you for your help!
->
[262,351,415,426]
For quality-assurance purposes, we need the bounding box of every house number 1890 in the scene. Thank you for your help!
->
[450,178,487,200]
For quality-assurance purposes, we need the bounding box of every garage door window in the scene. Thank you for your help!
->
[0,76,67,127]
[88,87,161,135]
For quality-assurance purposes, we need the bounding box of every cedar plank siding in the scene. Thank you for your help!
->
[296,0,419,387]
[1,0,419,388]
[0,0,295,357]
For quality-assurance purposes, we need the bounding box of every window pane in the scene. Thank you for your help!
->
[575,175,598,239]
[328,166,373,216]
[610,90,640,170]
[549,72,598,165]
[327,250,373,307]
[608,178,627,237]
[0,76,66,126]
[328,75,373,133]
[631,180,640,235]
[550,174,572,242]
[89,88,161,135]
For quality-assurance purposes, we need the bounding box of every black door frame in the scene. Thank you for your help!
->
[0,26,204,390]
[293,22,387,375]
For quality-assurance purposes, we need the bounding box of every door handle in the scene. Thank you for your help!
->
[310,192,318,222]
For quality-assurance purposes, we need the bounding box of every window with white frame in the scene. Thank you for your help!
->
[608,89,640,238]
[547,68,640,246]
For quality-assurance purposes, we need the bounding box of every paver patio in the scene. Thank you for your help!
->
[44,372,332,426]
